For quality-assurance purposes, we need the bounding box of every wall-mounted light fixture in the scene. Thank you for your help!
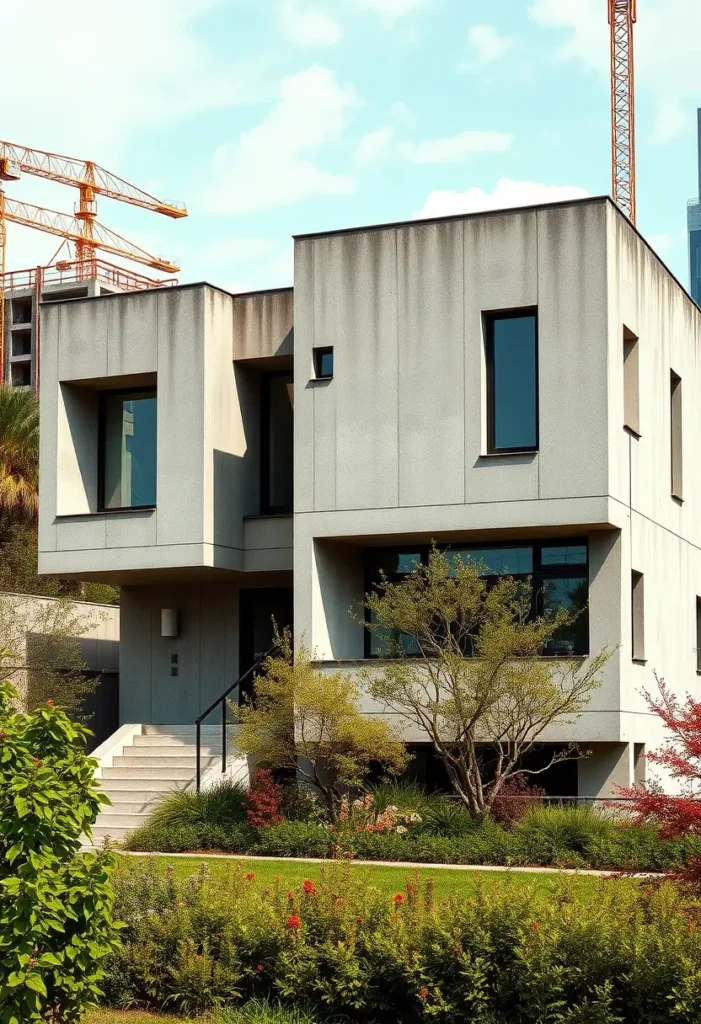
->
[161,608,179,638]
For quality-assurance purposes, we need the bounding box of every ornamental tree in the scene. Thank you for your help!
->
[620,677,701,879]
[363,548,609,818]
[236,633,409,821]
[0,676,120,1023]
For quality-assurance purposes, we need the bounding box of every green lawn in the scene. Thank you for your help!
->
[87,1014,200,1024]
[117,852,624,903]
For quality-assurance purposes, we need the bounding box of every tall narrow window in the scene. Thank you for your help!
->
[99,389,157,510]
[696,597,701,673]
[671,370,683,500]
[261,371,294,514]
[623,327,639,434]
[486,310,538,453]
[632,570,645,662]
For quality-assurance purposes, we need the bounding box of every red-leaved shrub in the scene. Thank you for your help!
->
[246,768,284,827]
[491,774,545,826]
[619,676,701,891]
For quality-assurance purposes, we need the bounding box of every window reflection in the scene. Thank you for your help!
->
[101,390,157,510]
[487,312,538,452]
[448,547,533,576]
[542,578,589,654]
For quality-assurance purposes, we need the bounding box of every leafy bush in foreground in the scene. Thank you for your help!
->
[106,859,701,1022]
[0,681,119,1022]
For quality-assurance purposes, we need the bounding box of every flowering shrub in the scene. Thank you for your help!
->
[107,859,701,1022]
[335,792,423,835]
[246,769,284,828]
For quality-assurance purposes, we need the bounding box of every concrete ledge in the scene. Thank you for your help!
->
[92,723,143,776]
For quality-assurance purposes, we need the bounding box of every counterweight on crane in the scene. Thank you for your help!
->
[609,0,637,223]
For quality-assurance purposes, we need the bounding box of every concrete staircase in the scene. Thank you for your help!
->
[89,724,234,845]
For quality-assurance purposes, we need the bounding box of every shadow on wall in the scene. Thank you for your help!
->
[212,365,260,551]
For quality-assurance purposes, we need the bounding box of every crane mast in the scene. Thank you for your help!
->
[609,0,637,223]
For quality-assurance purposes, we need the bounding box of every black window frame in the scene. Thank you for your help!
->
[97,385,157,513]
[313,346,334,380]
[260,369,294,516]
[485,308,539,454]
[363,538,589,659]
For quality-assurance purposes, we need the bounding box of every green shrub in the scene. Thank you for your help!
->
[252,821,333,859]
[513,806,619,867]
[0,681,120,1022]
[123,778,249,853]
[369,779,437,815]
[213,1000,335,1022]
[417,799,477,837]
[106,859,701,1022]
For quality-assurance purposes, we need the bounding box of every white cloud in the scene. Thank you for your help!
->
[400,131,513,164]
[201,67,359,215]
[415,178,590,219]
[2,0,267,159]
[355,0,426,18]
[529,0,701,143]
[461,24,515,71]
[354,126,395,165]
[278,0,342,45]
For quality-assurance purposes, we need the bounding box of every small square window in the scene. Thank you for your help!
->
[313,347,334,379]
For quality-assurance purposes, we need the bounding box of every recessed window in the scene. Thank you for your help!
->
[632,570,645,662]
[99,389,157,510]
[364,539,589,658]
[696,597,701,673]
[670,370,683,501]
[623,327,639,435]
[486,310,538,453]
[313,346,334,380]
[261,372,294,514]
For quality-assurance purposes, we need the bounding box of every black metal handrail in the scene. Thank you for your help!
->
[195,643,278,792]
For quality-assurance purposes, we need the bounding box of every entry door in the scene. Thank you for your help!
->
[239,588,293,703]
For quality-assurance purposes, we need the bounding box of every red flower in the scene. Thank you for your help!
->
[303,879,317,895]
[287,891,294,900]
[394,893,404,906]
[529,921,540,932]
[419,988,429,999]
[286,915,302,930]
[356,917,363,925]
[46,699,54,706]
[256,964,264,973]
[245,872,255,881]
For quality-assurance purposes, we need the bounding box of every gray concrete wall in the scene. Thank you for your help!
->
[38,284,292,582]
[233,288,293,363]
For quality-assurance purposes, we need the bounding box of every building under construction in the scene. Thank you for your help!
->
[0,141,187,390]
[1,260,175,389]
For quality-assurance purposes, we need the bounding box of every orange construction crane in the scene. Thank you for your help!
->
[0,142,187,387]
[608,0,637,223]
[0,140,186,275]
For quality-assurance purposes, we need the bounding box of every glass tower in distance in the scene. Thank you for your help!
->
[689,109,701,306]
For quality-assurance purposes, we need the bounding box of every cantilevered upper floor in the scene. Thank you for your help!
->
[38,283,294,583]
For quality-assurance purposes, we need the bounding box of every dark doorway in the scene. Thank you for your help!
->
[239,588,293,703]
[81,671,120,752]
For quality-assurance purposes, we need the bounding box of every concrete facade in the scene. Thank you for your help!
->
[38,197,701,797]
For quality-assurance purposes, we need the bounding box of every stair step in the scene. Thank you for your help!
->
[122,744,222,758]
[96,776,193,792]
[97,797,164,815]
[102,766,200,781]
[132,734,224,749]
[89,825,131,843]
[95,812,149,829]
[117,755,217,769]
[142,724,237,736]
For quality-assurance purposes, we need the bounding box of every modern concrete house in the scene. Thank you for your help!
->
[38,196,701,839]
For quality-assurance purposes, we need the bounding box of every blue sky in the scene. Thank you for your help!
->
[4,0,700,293]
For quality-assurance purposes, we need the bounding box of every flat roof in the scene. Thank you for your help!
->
[293,194,611,240]
[39,281,293,308]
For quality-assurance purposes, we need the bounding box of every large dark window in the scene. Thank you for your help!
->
[261,371,294,514]
[486,310,538,453]
[364,540,589,658]
[99,389,157,510]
